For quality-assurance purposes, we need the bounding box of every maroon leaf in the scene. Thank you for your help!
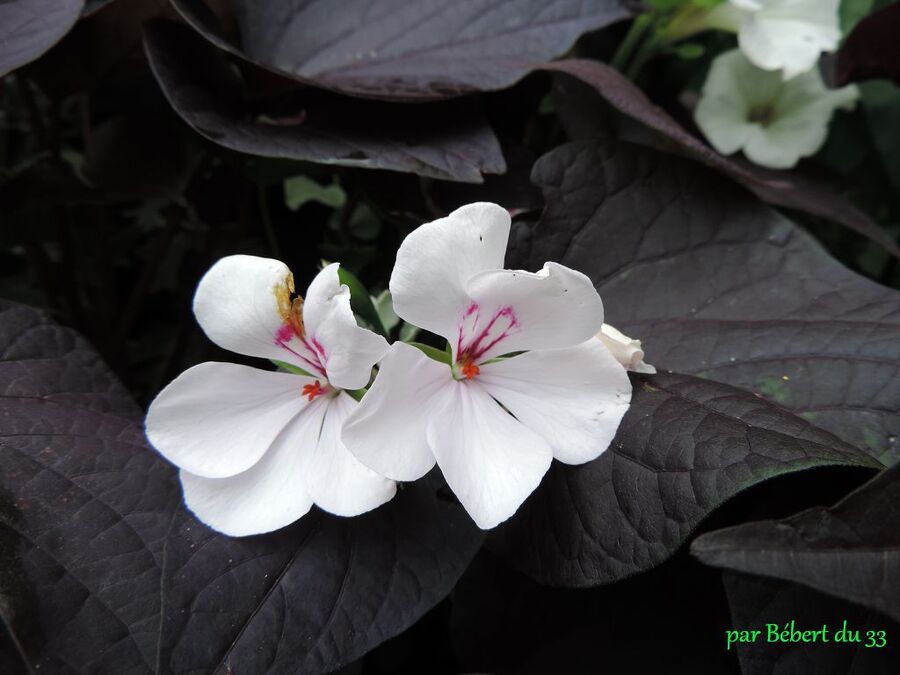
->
[837,1,900,86]
[0,300,483,673]
[172,0,633,100]
[542,58,900,260]
[0,0,84,77]
[143,20,506,183]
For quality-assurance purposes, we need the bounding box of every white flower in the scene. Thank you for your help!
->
[694,49,859,169]
[342,203,632,530]
[145,255,395,536]
[707,0,842,79]
[597,324,656,374]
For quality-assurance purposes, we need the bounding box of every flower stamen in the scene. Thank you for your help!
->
[302,380,324,401]
[461,361,480,380]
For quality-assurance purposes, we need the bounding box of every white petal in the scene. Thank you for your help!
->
[597,323,656,374]
[146,362,310,479]
[302,263,389,390]
[342,342,448,481]
[390,202,510,343]
[305,392,397,516]
[178,398,329,536]
[478,340,631,465]
[192,254,302,365]
[737,0,841,79]
[426,381,552,530]
[694,49,782,156]
[462,262,604,360]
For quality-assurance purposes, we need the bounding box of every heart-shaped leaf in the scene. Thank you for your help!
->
[143,20,506,183]
[172,0,633,100]
[518,140,900,464]
[0,300,482,673]
[490,372,877,587]
[541,59,900,259]
[693,464,900,622]
[0,0,84,77]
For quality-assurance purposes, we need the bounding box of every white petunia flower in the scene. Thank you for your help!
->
[145,256,395,536]
[597,324,656,375]
[707,0,842,79]
[342,203,632,530]
[694,49,859,169]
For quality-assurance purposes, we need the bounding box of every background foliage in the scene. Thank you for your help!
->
[1,1,899,673]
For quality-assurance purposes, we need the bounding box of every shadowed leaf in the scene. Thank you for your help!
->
[172,0,633,100]
[0,300,482,673]
[519,140,900,463]
[542,59,900,259]
[490,372,877,587]
[143,20,506,182]
[693,464,900,622]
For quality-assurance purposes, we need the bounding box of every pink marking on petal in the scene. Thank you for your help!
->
[456,304,519,372]
[275,323,294,345]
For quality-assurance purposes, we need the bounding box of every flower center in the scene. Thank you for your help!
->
[454,302,518,379]
[301,380,325,401]
[747,104,775,127]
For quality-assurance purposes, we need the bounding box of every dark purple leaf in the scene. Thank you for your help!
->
[25,0,176,97]
[0,300,482,673]
[143,20,506,183]
[693,464,900,622]
[542,59,900,260]
[172,0,633,100]
[837,1,900,86]
[520,140,900,463]
[0,0,84,77]
[490,372,877,587]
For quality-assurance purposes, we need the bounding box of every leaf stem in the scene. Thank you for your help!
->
[610,13,653,72]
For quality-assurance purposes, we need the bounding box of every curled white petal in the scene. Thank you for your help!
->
[596,324,656,374]
[462,262,605,360]
[390,202,511,344]
[695,49,858,169]
[303,263,389,390]
[193,255,299,364]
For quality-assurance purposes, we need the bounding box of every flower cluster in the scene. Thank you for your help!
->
[146,203,645,534]
[676,0,859,168]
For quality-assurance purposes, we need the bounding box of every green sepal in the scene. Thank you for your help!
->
[271,359,315,378]
[337,266,389,337]
[409,342,452,365]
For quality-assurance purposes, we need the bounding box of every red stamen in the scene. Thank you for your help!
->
[302,380,324,401]
[461,361,480,380]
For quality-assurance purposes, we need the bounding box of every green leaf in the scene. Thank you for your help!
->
[337,266,389,337]
[409,342,452,364]
[270,359,315,377]
[372,290,400,332]
[399,321,421,342]
[284,175,346,211]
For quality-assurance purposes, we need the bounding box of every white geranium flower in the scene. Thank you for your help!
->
[145,256,395,536]
[707,0,842,79]
[342,203,632,530]
[597,324,656,374]
[694,49,859,169]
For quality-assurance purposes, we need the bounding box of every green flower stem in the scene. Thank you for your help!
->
[610,13,653,72]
